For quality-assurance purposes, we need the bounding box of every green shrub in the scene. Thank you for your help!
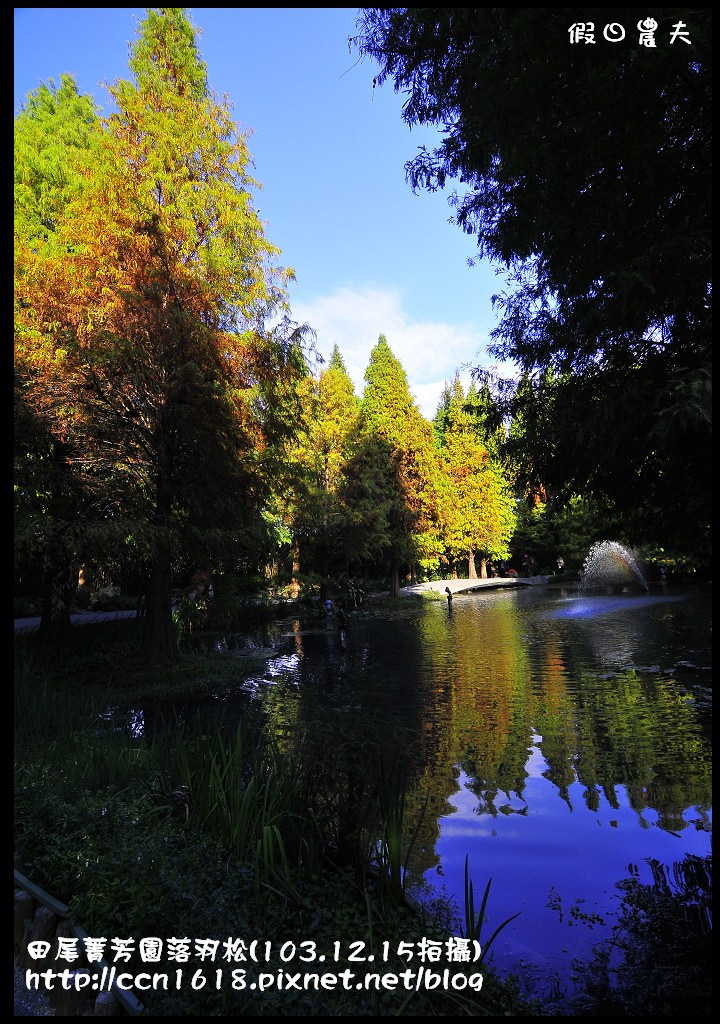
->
[14,595,41,618]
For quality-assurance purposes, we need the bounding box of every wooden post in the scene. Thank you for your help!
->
[14,889,35,948]
[20,905,57,970]
[55,968,94,1016]
[95,991,122,1015]
[55,917,86,965]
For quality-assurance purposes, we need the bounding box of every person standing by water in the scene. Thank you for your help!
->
[336,605,348,647]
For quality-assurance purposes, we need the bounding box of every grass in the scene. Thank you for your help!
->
[14,619,271,704]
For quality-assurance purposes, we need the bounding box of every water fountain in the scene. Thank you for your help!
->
[579,541,649,592]
[550,543,678,620]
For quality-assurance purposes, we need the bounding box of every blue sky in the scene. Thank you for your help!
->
[14,8,506,417]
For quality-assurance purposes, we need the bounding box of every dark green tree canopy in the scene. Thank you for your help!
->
[354,8,710,372]
[354,8,711,555]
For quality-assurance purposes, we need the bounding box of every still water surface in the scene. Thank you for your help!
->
[151,583,713,1000]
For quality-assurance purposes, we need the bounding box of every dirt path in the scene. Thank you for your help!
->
[14,956,55,1016]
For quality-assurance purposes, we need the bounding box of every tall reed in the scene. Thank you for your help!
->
[151,717,325,895]
[373,768,427,909]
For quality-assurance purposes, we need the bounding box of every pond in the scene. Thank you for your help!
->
[134,581,713,1004]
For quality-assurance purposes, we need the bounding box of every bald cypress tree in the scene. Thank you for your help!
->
[360,335,445,593]
[15,75,102,638]
[289,345,361,594]
[16,9,307,663]
[441,381,516,578]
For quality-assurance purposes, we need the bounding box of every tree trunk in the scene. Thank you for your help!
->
[289,542,301,599]
[389,555,400,598]
[468,550,477,579]
[38,553,73,641]
[38,441,76,641]
[140,542,178,665]
[139,430,179,665]
[480,557,488,579]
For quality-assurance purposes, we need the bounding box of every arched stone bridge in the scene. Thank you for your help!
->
[400,576,550,597]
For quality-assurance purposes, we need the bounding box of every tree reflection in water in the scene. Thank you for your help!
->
[167,584,711,1002]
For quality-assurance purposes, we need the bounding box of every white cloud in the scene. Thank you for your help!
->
[291,286,492,418]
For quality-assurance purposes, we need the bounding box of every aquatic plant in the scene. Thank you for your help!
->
[373,770,427,909]
[569,853,712,1015]
[150,719,325,897]
[461,854,520,964]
